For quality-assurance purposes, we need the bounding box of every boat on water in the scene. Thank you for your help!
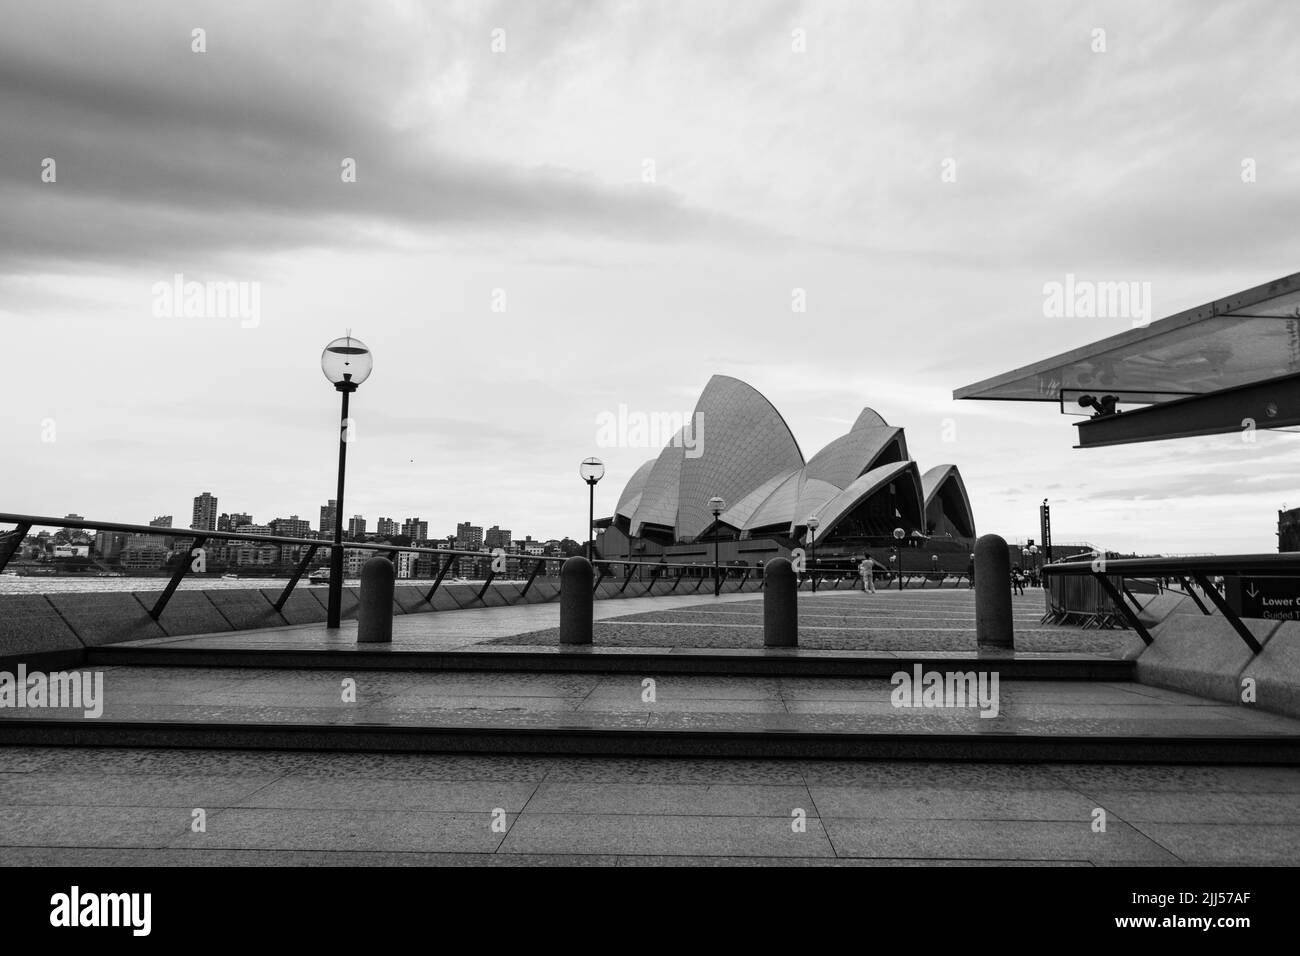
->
[221,573,240,580]
[307,570,330,585]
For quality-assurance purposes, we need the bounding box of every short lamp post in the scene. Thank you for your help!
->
[892,527,905,592]
[806,515,820,593]
[580,458,605,563]
[321,334,373,629]
[709,495,726,597]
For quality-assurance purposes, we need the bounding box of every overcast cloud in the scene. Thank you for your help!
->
[4,0,1299,553]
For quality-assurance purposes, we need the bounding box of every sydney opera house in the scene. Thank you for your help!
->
[595,376,977,574]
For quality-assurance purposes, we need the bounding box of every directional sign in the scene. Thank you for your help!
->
[1225,577,1300,621]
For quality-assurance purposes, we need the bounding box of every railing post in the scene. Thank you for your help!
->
[763,557,797,647]
[1093,573,1154,645]
[1192,572,1263,654]
[561,556,594,645]
[520,557,547,599]
[974,533,1014,649]
[424,554,454,603]
[150,535,206,621]
[275,543,319,611]
[0,522,32,574]
[357,556,395,643]
[1179,575,1212,615]
[476,565,497,603]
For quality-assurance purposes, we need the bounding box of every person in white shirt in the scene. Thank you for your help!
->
[859,556,876,593]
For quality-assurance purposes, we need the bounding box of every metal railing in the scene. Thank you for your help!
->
[0,512,779,621]
[1042,553,1300,652]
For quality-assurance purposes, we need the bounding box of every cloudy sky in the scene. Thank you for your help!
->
[4,0,1299,553]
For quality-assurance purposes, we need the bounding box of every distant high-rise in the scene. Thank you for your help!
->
[376,517,397,538]
[228,512,253,529]
[456,522,483,550]
[484,525,512,549]
[270,516,311,539]
[348,515,367,539]
[192,493,218,531]
[402,517,429,542]
[320,500,337,536]
[150,515,173,528]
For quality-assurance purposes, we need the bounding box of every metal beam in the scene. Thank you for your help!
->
[1076,370,1300,448]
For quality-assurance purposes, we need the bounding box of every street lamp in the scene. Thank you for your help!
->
[709,495,726,597]
[321,334,373,629]
[580,458,605,562]
[806,515,820,593]
[892,526,905,592]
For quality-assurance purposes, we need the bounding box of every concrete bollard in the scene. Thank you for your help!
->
[560,555,594,645]
[974,533,1014,649]
[357,556,395,644]
[764,557,798,647]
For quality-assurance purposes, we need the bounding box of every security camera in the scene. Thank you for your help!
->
[1077,394,1120,417]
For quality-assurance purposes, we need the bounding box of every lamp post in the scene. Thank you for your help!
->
[580,458,605,563]
[892,526,905,592]
[321,335,373,629]
[709,495,726,597]
[806,515,820,593]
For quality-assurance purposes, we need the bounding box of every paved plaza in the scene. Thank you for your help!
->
[4,589,1296,865]
[2,748,1298,866]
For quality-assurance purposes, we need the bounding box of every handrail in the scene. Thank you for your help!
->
[0,510,779,621]
[1044,553,1300,578]
[1042,551,1297,653]
[0,511,713,571]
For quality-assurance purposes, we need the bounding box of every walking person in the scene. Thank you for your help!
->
[859,555,876,593]
[1011,563,1025,596]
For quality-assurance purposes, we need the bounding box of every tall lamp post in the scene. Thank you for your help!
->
[709,495,726,597]
[580,458,605,562]
[806,515,820,593]
[892,526,905,592]
[321,335,373,629]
